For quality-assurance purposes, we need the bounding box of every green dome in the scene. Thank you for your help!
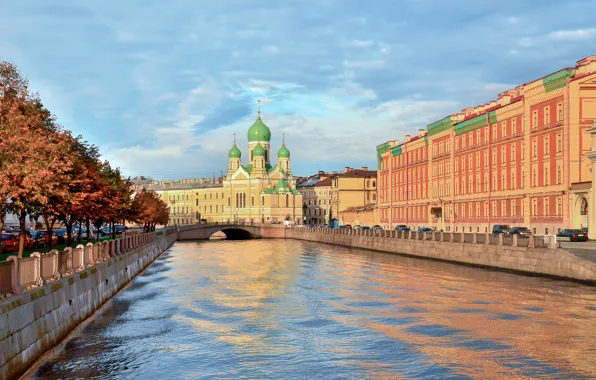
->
[277,144,290,158]
[247,117,271,142]
[228,144,241,159]
[252,142,266,157]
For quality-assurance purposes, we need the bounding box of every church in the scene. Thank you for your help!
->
[195,102,303,224]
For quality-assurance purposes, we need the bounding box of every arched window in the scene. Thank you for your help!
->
[286,194,289,207]
[581,198,588,215]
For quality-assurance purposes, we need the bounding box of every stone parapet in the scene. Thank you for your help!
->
[0,228,178,380]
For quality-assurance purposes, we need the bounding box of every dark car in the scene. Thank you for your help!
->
[394,225,410,232]
[36,231,58,246]
[557,229,588,242]
[510,227,532,237]
[372,225,383,231]
[29,230,47,248]
[53,228,67,244]
[418,227,433,233]
[5,230,35,250]
[492,225,511,236]
[361,226,371,231]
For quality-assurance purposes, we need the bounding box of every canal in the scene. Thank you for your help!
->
[33,240,596,379]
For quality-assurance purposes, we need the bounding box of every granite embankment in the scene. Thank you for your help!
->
[286,227,596,284]
[0,229,178,380]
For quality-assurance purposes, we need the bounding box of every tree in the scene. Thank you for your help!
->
[131,189,169,232]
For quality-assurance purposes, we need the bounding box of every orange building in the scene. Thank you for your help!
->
[377,56,596,235]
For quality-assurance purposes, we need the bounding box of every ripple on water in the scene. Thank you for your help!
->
[32,240,596,380]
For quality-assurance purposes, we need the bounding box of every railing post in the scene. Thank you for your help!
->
[64,246,74,273]
[498,234,504,246]
[512,234,518,247]
[528,235,535,248]
[449,232,454,242]
[76,244,85,270]
[485,233,491,245]
[116,239,122,255]
[472,233,477,244]
[7,256,22,295]
[440,231,444,241]
[48,249,59,281]
[85,243,94,266]
[548,234,557,249]
[30,253,42,287]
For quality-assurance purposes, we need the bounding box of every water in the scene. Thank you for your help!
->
[33,240,596,379]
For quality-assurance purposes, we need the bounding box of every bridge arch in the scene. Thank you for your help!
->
[209,227,254,240]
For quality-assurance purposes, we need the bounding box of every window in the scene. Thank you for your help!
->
[502,146,506,163]
[286,194,289,207]
[512,118,517,134]
[512,200,516,216]
[545,167,549,186]
[511,144,516,161]
[228,197,231,206]
[557,197,562,215]
[544,135,549,155]
[544,107,550,125]
[511,172,515,189]
[557,166,562,184]
[210,193,212,199]
[484,151,488,167]
[533,110,538,128]
[492,125,497,139]
[251,196,255,206]
[196,199,198,206]
[532,139,537,157]
[215,193,218,199]
[484,127,489,142]
[502,174,505,190]
[533,169,537,187]
[544,198,549,216]
[261,196,265,206]
[532,199,537,216]
[558,103,563,121]
[502,122,506,137]
[557,133,562,152]
[446,140,451,152]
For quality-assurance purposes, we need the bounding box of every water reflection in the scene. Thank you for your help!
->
[33,240,596,379]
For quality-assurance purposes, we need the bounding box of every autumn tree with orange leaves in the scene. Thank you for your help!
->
[131,189,169,232]
[0,61,169,257]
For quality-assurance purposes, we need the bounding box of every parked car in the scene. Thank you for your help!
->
[29,230,47,248]
[581,228,589,240]
[361,226,371,231]
[510,227,532,237]
[36,231,58,246]
[53,228,67,244]
[372,225,383,231]
[418,227,433,233]
[394,225,410,232]
[492,225,511,236]
[5,230,35,250]
[1,233,18,252]
[557,229,588,242]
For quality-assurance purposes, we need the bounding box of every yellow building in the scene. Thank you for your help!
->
[199,104,303,224]
[331,167,377,225]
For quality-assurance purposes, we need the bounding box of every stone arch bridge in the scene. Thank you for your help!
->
[177,223,287,240]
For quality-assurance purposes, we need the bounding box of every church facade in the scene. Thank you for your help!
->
[192,106,303,224]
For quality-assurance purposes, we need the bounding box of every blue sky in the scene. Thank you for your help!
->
[1,0,594,180]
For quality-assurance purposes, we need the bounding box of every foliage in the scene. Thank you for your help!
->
[0,60,169,256]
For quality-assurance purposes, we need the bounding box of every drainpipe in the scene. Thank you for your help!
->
[486,110,492,232]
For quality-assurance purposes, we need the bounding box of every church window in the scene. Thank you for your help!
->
[252,196,255,206]
[261,196,265,206]
[228,197,231,206]
[286,194,289,207]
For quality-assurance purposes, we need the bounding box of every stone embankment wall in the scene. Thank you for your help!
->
[286,228,596,284]
[0,229,178,380]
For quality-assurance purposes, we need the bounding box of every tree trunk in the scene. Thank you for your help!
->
[17,209,27,258]
[65,217,73,247]
[85,218,91,244]
[111,221,116,239]
[0,203,4,233]
[42,210,56,250]
[76,220,82,244]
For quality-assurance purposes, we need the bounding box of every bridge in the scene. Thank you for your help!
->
[177,222,287,240]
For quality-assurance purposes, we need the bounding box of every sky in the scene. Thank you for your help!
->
[1,0,594,180]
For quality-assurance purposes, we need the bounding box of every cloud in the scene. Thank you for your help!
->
[547,28,596,41]
[2,0,595,179]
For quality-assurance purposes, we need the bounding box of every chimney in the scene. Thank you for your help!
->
[332,171,338,175]
[418,129,425,137]
[361,166,368,171]
[405,134,411,142]
[344,167,351,173]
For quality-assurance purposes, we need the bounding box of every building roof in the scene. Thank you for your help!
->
[341,169,377,178]
[314,177,332,187]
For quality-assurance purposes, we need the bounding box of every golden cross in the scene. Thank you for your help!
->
[233,132,236,144]
[257,99,261,117]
